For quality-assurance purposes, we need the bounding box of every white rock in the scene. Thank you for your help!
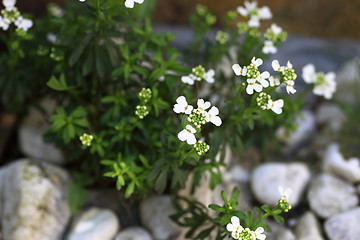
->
[322,143,360,183]
[223,165,250,183]
[324,207,360,240]
[295,211,324,240]
[67,208,119,240]
[250,162,311,207]
[308,174,358,218]
[140,195,181,240]
[275,229,296,240]
[114,227,152,240]
[18,99,65,165]
[276,110,316,148]
[0,159,70,240]
[315,103,346,132]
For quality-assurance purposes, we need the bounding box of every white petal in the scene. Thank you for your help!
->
[246,85,254,94]
[134,0,144,3]
[253,83,263,92]
[255,227,264,234]
[208,106,219,116]
[272,106,282,114]
[253,58,263,67]
[211,116,222,126]
[261,71,270,79]
[272,60,280,71]
[232,64,242,76]
[231,216,240,226]
[259,79,269,88]
[186,133,196,145]
[287,61,293,68]
[184,105,193,115]
[248,17,260,28]
[176,96,187,105]
[173,104,183,114]
[177,130,187,142]
[274,99,284,108]
[125,0,134,8]
[237,6,247,16]
[186,124,196,133]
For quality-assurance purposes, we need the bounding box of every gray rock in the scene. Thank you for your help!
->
[140,195,181,240]
[275,229,296,240]
[308,174,358,218]
[322,143,360,183]
[114,227,152,240]
[18,99,65,165]
[315,103,346,133]
[324,208,360,240]
[67,208,119,240]
[295,211,324,240]
[251,162,311,207]
[0,159,70,240]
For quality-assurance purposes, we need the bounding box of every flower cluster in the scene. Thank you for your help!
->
[302,64,336,99]
[256,93,284,114]
[181,65,215,85]
[135,88,152,119]
[138,87,152,103]
[79,133,94,147]
[272,60,297,94]
[237,1,272,28]
[196,4,217,25]
[79,0,144,9]
[262,24,287,54]
[135,105,149,119]
[216,31,229,45]
[227,216,266,240]
[278,186,292,212]
[0,0,32,32]
[174,96,222,155]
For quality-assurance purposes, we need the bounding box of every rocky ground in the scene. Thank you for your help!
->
[0,30,360,240]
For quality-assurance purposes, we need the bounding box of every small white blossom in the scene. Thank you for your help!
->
[0,16,10,30]
[302,63,316,83]
[278,186,292,201]
[237,1,272,28]
[271,60,284,72]
[271,23,283,35]
[178,125,197,145]
[14,16,33,31]
[267,99,284,114]
[286,60,293,69]
[125,0,144,8]
[205,106,222,126]
[285,80,296,94]
[79,0,85,2]
[251,57,263,67]
[232,64,247,76]
[197,99,211,113]
[262,40,277,54]
[253,227,266,240]
[181,74,196,85]
[2,0,16,11]
[203,69,215,83]
[246,78,262,94]
[313,72,336,99]
[173,96,193,115]
[269,76,280,87]
[257,71,270,88]
[226,216,243,239]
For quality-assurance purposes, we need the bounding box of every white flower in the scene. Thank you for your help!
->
[203,69,215,83]
[79,0,85,2]
[181,74,196,85]
[302,63,316,83]
[253,227,266,240]
[267,99,284,114]
[0,16,10,30]
[278,186,292,201]
[178,125,197,145]
[237,1,271,28]
[258,6,272,19]
[287,60,293,69]
[262,40,277,54]
[14,16,33,31]
[313,72,336,99]
[248,15,260,28]
[47,33,57,44]
[125,0,144,8]
[226,216,243,239]
[285,80,296,94]
[271,23,283,35]
[269,76,280,87]
[205,106,222,126]
[232,64,247,76]
[251,57,263,67]
[2,0,16,11]
[173,96,193,115]
[257,71,270,88]
[197,99,211,112]
[237,1,257,17]
[272,60,284,72]
[246,78,262,94]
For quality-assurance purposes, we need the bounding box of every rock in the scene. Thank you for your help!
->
[140,195,181,240]
[67,208,119,240]
[250,162,311,207]
[307,173,358,218]
[0,159,70,240]
[276,110,316,149]
[315,103,346,132]
[18,99,65,165]
[295,211,324,240]
[275,229,296,240]
[322,143,360,183]
[223,165,250,183]
[324,208,360,240]
[114,227,152,240]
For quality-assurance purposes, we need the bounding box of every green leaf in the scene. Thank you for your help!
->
[69,34,93,67]
[68,183,88,216]
[125,181,135,198]
[272,214,284,224]
[154,170,167,193]
[47,74,73,91]
[116,175,125,190]
[100,160,116,166]
[221,190,228,204]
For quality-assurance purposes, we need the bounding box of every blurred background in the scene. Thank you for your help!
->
[17,0,360,40]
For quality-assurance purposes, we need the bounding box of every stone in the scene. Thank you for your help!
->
[295,211,324,240]
[250,162,311,207]
[140,195,181,240]
[114,227,153,240]
[275,229,296,240]
[67,208,119,240]
[324,208,360,240]
[315,103,346,132]
[0,159,70,240]
[307,173,358,218]
[18,98,65,165]
[322,143,360,183]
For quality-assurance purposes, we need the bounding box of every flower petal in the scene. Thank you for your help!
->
[211,116,222,126]
[232,64,242,76]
